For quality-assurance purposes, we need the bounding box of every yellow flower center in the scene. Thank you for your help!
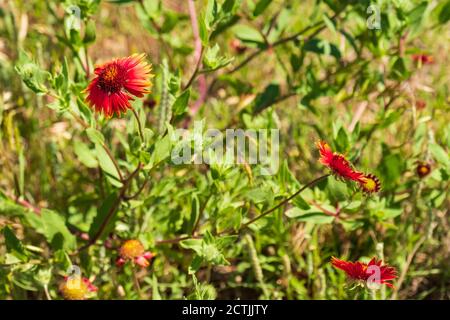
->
[103,65,118,82]
[98,63,125,93]
[120,239,145,259]
[60,278,89,300]
[419,166,429,174]
[364,178,377,191]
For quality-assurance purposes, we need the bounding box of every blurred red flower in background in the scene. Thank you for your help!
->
[116,239,156,268]
[416,162,432,178]
[412,53,434,65]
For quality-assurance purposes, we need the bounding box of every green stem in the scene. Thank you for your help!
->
[242,174,330,228]
[132,264,143,299]
[131,108,145,143]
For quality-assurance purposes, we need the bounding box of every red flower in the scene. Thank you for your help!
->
[85,53,153,118]
[412,53,434,65]
[331,257,397,289]
[316,140,364,182]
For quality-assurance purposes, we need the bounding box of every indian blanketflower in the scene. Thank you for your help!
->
[117,239,155,268]
[316,140,381,194]
[60,276,97,300]
[331,257,397,289]
[316,140,364,182]
[85,53,153,118]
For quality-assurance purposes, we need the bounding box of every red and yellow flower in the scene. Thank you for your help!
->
[316,140,364,182]
[331,257,397,289]
[85,53,153,118]
[60,276,97,300]
[116,239,155,268]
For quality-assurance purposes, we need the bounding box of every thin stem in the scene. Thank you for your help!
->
[131,108,144,143]
[68,107,124,182]
[1,189,41,215]
[84,46,90,79]
[156,235,193,245]
[102,142,124,182]
[123,179,149,201]
[391,235,428,300]
[132,264,143,299]
[183,47,203,91]
[75,164,142,253]
[191,193,213,236]
[242,174,330,228]
[44,284,52,300]
[185,0,207,118]
[155,174,330,245]
[226,21,326,75]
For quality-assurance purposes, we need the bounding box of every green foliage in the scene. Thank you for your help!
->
[0,0,449,301]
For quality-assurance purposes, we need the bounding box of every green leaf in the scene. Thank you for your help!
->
[334,127,349,153]
[189,255,204,274]
[381,208,403,219]
[35,267,53,287]
[95,144,123,187]
[151,134,172,166]
[322,14,337,35]
[172,90,190,116]
[437,0,450,24]
[203,44,234,72]
[390,57,409,80]
[429,143,449,167]
[180,238,203,254]
[408,2,428,31]
[253,0,271,16]
[285,208,335,224]
[292,194,311,210]
[2,226,28,262]
[83,20,96,44]
[74,141,98,168]
[222,0,237,13]
[88,192,119,240]
[86,127,105,145]
[232,24,265,44]
[188,194,200,234]
[15,51,50,94]
[40,209,77,250]
[244,187,273,204]
[303,39,341,59]
[199,14,209,45]
[205,0,219,27]
[253,83,280,114]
